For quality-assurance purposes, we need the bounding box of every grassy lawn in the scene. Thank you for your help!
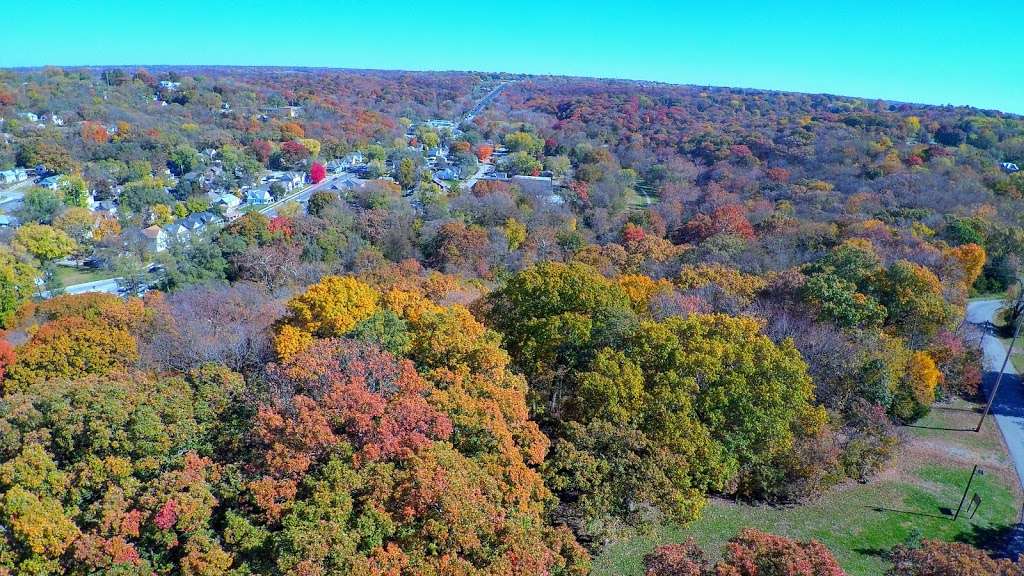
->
[593,397,1022,576]
[52,266,117,287]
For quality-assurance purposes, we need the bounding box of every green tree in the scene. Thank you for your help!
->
[58,174,89,207]
[0,248,38,328]
[168,144,201,176]
[500,151,543,176]
[504,131,544,155]
[803,272,886,328]
[397,156,418,189]
[18,187,62,224]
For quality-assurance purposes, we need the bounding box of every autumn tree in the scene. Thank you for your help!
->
[888,540,1024,576]
[309,161,326,184]
[280,275,380,339]
[644,529,845,576]
[717,529,845,576]
[12,223,77,263]
[869,260,955,340]
[0,248,38,328]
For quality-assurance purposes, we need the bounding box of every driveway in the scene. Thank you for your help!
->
[967,299,1024,555]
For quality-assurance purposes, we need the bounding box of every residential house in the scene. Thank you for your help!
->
[326,152,365,173]
[0,214,19,227]
[0,168,28,185]
[1002,162,1020,173]
[326,174,367,194]
[164,212,223,241]
[39,175,63,190]
[511,175,554,196]
[17,112,38,123]
[435,167,460,181]
[141,225,169,252]
[264,171,305,192]
[261,106,302,118]
[246,186,274,205]
[425,119,457,132]
[159,80,181,90]
[214,192,242,210]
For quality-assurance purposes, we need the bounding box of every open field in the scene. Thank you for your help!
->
[51,266,118,287]
[593,397,1023,576]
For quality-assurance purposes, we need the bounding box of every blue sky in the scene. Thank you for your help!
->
[3,0,1021,113]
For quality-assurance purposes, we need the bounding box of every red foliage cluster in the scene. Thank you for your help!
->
[249,139,273,164]
[257,339,453,476]
[645,530,845,576]
[471,179,513,198]
[309,162,326,184]
[0,338,13,382]
[766,167,791,183]
[80,121,110,144]
[268,215,293,237]
[623,222,646,243]
[677,204,756,242]
[889,540,1024,575]
[475,144,494,162]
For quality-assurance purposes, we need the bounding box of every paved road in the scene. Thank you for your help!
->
[258,172,347,217]
[967,299,1024,556]
[39,277,122,299]
[461,162,493,191]
[0,178,33,205]
[463,82,510,124]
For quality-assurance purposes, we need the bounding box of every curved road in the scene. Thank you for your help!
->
[967,299,1024,555]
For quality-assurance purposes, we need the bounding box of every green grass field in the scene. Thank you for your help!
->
[592,398,1022,576]
[51,265,117,287]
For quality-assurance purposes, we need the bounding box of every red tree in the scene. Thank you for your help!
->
[623,222,646,243]
[645,530,844,576]
[250,139,273,165]
[310,162,326,184]
[0,339,14,383]
[644,540,706,576]
[475,144,494,162]
[889,540,1024,575]
[720,529,845,576]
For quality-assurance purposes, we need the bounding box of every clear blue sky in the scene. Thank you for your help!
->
[3,0,1021,113]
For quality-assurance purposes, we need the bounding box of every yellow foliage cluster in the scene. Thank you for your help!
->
[617,274,675,313]
[906,351,942,406]
[285,276,380,337]
[677,263,766,304]
[944,243,986,287]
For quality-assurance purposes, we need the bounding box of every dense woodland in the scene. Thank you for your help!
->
[0,66,1023,575]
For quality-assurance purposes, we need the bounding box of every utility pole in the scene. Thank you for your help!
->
[977,287,1024,432]
[953,465,983,520]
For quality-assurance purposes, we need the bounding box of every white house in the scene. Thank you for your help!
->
[0,168,28,185]
[142,225,169,252]
[39,175,62,190]
[1002,162,1020,173]
[246,186,274,205]
[214,192,242,210]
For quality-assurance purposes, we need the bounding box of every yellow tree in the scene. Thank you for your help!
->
[283,276,380,337]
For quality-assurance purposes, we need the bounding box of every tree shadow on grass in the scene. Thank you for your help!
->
[865,505,950,520]
[955,522,1019,558]
[852,545,890,559]
[903,423,978,432]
